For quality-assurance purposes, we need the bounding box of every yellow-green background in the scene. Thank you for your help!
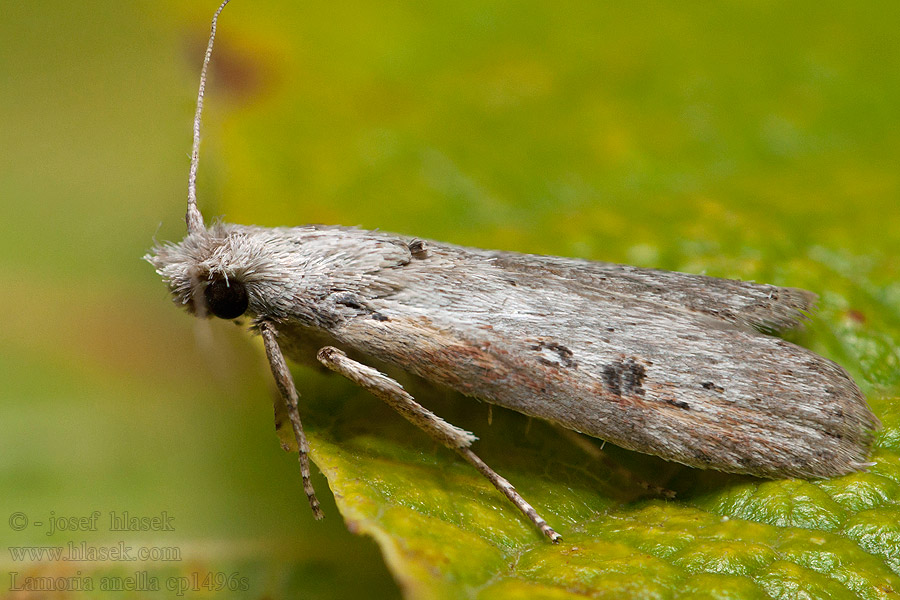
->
[2,1,898,599]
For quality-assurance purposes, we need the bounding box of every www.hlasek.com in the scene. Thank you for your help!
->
[9,541,180,563]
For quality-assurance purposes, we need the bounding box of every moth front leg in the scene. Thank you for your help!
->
[259,321,324,520]
[316,346,561,543]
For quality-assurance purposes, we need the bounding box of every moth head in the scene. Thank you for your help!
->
[145,224,272,321]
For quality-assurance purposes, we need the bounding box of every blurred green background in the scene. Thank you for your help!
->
[2,1,898,599]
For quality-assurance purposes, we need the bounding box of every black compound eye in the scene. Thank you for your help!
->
[204,277,249,319]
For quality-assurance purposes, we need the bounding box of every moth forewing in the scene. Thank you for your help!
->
[276,230,878,479]
[147,0,879,543]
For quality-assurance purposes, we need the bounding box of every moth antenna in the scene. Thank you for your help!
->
[186,0,231,235]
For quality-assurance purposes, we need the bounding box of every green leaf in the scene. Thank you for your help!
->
[201,1,900,598]
[286,372,899,599]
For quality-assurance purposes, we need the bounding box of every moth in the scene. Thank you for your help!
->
[146,0,879,543]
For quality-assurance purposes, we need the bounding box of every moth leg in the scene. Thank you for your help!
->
[258,321,324,520]
[316,346,561,543]
[554,426,676,499]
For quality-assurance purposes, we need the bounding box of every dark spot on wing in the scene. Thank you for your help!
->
[701,381,725,393]
[621,359,646,395]
[602,365,621,396]
[602,358,646,396]
[665,398,690,409]
[322,291,382,326]
[334,293,366,310]
[530,341,577,369]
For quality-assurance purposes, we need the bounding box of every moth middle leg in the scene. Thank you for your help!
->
[316,346,561,543]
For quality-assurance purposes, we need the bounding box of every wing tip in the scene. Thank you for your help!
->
[743,285,819,332]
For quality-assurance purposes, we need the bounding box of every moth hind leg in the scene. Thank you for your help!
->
[316,346,561,543]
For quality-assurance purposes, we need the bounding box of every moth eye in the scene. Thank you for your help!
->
[204,277,249,319]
